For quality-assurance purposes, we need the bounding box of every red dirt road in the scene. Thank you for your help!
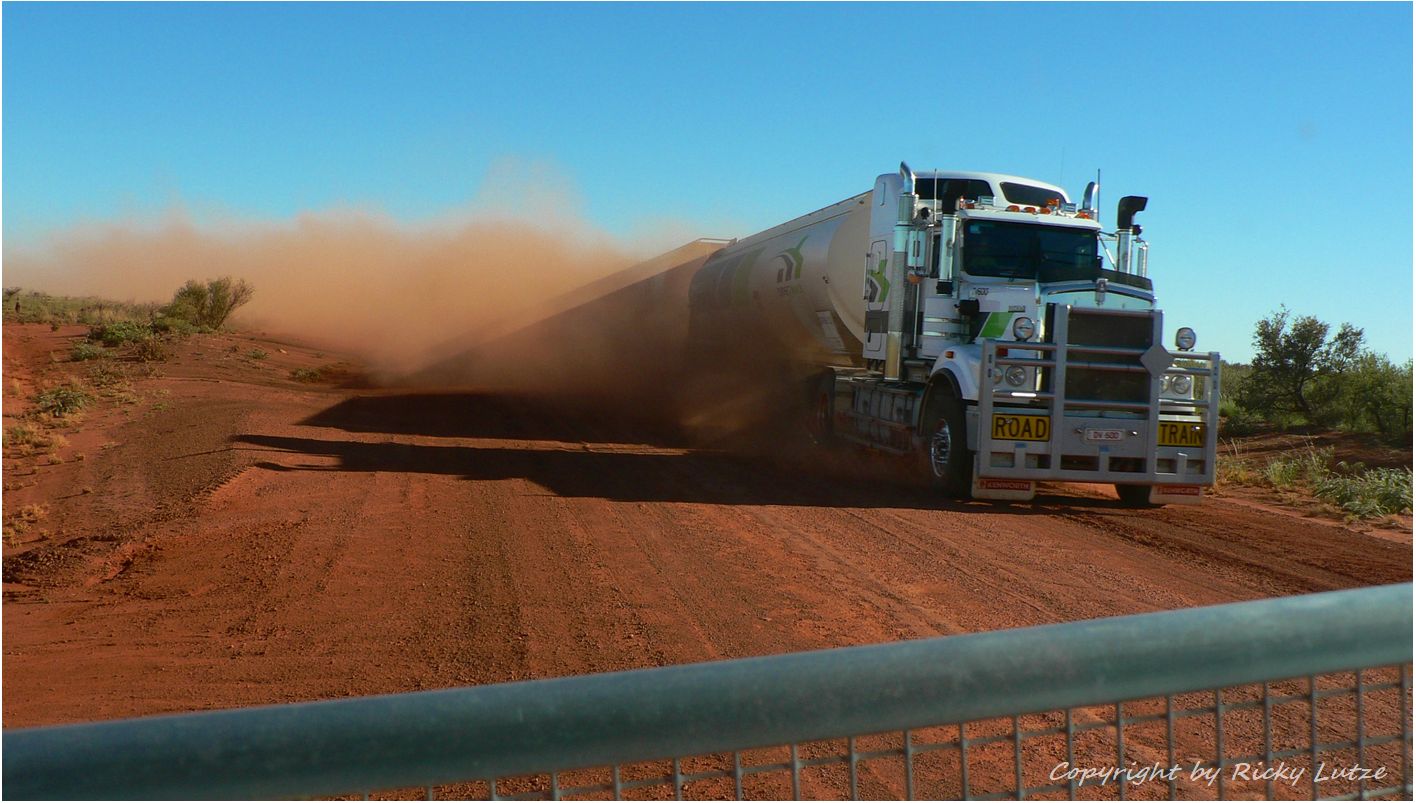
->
[3,323,1409,735]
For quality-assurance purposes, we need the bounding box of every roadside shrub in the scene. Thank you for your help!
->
[33,384,92,418]
[1216,444,1259,487]
[69,342,108,362]
[1319,354,1413,444]
[247,349,268,360]
[150,315,200,336]
[1314,468,1413,518]
[162,277,253,330]
[289,362,365,386]
[1219,402,1264,438]
[89,320,153,347]
[4,424,65,456]
[1261,446,1333,489]
[86,361,127,388]
[132,336,170,363]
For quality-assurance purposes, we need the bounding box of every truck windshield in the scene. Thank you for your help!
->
[961,221,1098,280]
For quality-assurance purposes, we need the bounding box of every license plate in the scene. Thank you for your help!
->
[991,414,1050,442]
[1085,428,1126,443]
[1158,422,1206,447]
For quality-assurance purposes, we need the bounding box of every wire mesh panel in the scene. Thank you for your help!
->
[343,667,1411,801]
[5,584,1412,800]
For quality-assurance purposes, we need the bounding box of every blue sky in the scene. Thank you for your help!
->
[4,2,1411,362]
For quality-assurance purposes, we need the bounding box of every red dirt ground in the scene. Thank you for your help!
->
[3,323,1410,798]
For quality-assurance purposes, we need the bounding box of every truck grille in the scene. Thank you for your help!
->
[1047,306,1154,407]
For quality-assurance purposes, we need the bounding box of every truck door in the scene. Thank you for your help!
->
[862,239,890,361]
[920,231,959,358]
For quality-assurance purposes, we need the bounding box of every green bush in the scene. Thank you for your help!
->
[1261,446,1334,489]
[86,361,127,388]
[151,315,201,336]
[1219,402,1264,437]
[89,320,154,347]
[132,336,170,363]
[33,384,91,418]
[69,341,109,362]
[1317,354,1413,443]
[289,367,321,383]
[161,277,253,330]
[1314,468,1413,518]
[247,349,268,360]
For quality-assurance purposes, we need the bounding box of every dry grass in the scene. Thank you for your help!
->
[4,503,50,545]
[4,424,68,458]
[1217,438,1411,518]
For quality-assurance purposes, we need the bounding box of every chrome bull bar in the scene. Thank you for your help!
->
[973,306,1220,499]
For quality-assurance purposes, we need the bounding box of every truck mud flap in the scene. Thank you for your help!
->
[1149,484,1205,505]
[971,477,1036,502]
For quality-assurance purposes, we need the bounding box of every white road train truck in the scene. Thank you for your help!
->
[688,165,1219,504]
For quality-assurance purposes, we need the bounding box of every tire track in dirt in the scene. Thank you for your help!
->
[1050,499,1410,597]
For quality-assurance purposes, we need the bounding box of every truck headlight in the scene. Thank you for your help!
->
[1175,327,1196,351]
[1012,316,1035,341]
[1003,365,1027,387]
[1168,374,1192,396]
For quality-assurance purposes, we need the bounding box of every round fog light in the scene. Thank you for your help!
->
[1175,327,1197,351]
[1012,316,1035,341]
[1169,374,1192,396]
[1004,366,1027,387]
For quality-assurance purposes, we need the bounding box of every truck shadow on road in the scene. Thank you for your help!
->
[234,432,947,509]
[235,393,1146,512]
[296,391,690,446]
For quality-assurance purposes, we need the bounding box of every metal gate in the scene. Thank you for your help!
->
[5,583,1410,800]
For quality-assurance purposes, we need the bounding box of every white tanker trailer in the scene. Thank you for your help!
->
[688,165,1219,504]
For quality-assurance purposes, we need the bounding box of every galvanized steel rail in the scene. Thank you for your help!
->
[4,583,1411,800]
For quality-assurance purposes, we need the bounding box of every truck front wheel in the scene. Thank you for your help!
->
[922,393,971,497]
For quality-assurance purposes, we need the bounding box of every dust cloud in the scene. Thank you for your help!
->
[4,204,644,378]
[5,177,813,445]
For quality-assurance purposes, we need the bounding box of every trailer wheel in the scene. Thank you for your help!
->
[1115,484,1164,508]
[922,392,971,497]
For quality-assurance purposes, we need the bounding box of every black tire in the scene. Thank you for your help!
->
[805,372,835,446]
[1115,484,1164,508]
[921,390,972,497]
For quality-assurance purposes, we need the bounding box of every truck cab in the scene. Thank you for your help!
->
[854,166,1218,504]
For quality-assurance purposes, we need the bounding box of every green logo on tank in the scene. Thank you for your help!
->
[774,236,808,283]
